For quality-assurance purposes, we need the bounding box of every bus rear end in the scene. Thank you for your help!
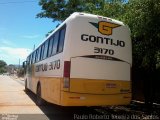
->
[61,13,132,106]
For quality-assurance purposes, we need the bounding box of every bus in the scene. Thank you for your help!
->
[24,12,132,106]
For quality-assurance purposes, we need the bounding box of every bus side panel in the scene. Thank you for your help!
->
[31,76,39,94]
[40,77,61,105]
[33,54,64,105]
[31,65,38,93]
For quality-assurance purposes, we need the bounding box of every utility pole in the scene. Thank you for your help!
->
[19,58,20,69]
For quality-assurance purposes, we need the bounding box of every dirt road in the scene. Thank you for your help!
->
[0,75,99,120]
[0,75,44,114]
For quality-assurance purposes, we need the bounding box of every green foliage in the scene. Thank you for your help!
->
[37,0,127,37]
[121,0,160,105]
[121,0,160,71]
[0,60,7,74]
[37,0,126,21]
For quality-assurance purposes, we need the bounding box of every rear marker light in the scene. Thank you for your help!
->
[79,13,84,15]
[69,97,86,100]
[98,16,103,19]
[69,97,80,99]
[106,83,117,88]
[108,18,112,21]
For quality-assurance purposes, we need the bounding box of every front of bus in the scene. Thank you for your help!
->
[61,13,132,106]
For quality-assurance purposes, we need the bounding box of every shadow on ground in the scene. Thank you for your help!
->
[24,90,160,120]
[24,90,99,120]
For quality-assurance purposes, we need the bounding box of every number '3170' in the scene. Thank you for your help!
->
[94,47,114,55]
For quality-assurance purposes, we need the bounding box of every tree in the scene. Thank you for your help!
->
[121,0,160,107]
[37,0,126,22]
[0,60,7,74]
[37,0,127,37]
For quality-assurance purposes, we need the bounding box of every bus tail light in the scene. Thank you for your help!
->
[63,61,71,88]
[63,77,70,88]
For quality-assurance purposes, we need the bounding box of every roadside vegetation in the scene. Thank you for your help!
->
[0,60,7,74]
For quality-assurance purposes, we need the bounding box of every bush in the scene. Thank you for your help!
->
[17,68,25,77]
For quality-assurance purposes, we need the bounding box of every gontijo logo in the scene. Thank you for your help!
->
[89,21,121,35]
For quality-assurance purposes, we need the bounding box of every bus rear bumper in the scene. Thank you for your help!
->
[60,91,131,106]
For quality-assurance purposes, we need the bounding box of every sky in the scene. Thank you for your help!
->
[0,0,59,65]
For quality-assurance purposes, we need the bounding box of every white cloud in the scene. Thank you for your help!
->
[0,39,15,46]
[0,47,32,65]
[21,34,40,39]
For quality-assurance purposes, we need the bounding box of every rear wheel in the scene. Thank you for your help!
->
[36,84,45,106]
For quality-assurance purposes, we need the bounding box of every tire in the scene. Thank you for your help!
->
[36,84,45,106]
[25,80,29,92]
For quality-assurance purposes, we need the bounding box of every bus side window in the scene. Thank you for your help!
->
[43,40,49,59]
[40,44,45,60]
[32,51,36,63]
[52,31,59,55]
[34,51,37,63]
[35,49,38,63]
[48,36,54,57]
[30,54,33,65]
[37,47,41,62]
[57,26,66,53]
[27,56,30,65]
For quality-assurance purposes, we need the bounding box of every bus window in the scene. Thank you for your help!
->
[26,56,29,64]
[32,51,36,63]
[48,37,54,57]
[43,40,49,59]
[34,50,38,63]
[34,49,38,63]
[27,56,30,65]
[37,47,41,62]
[57,26,66,53]
[40,44,45,60]
[30,54,33,64]
[52,31,59,55]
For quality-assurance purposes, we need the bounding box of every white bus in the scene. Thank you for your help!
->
[24,12,132,106]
